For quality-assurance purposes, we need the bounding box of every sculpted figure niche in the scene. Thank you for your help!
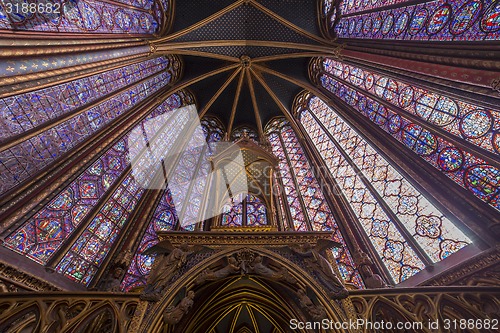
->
[141,241,206,301]
[163,290,195,326]
[195,256,241,285]
[354,251,388,289]
[296,288,327,320]
[195,251,296,285]
[288,241,349,299]
[248,254,297,284]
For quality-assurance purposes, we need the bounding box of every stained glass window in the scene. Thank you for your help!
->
[317,60,500,212]
[53,92,187,285]
[297,93,472,282]
[335,0,499,41]
[120,188,177,291]
[340,0,412,16]
[221,193,245,227]
[3,137,130,264]
[221,193,268,227]
[265,118,364,288]
[321,0,338,32]
[0,56,174,196]
[231,126,259,143]
[0,0,166,35]
[1,91,181,280]
[0,46,149,79]
[121,113,224,291]
[322,58,500,155]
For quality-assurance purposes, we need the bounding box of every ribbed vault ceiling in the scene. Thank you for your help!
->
[154,0,341,137]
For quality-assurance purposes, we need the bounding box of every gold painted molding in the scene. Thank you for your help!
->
[157,231,334,247]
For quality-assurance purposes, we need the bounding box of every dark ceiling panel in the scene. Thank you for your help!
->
[257,0,321,37]
[171,0,236,32]
[251,76,283,128]
[168,1,321,132]
[185,46,306,58]
[265,57,311,82]
[174,4,318,45]
[260,71,304,113]
[181,56,230,82]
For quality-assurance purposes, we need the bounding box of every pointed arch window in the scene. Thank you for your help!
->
[0,0,169,35]
[316,58,500,212]
[121,115,225,291]
[0,56,177,196]
[296,92,472,283]
[221,193,268,227]
[333,0,499,41]
[265,118,364,288]
[339,0,412,16]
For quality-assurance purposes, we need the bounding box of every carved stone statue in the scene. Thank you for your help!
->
[248,255,297,284]
[290,241,348,299]
[296,288,327,320]
[114,249,133,268]
[360,265,387,289]
[195,256,241,285]
[141,241,203,301]
[354,251,388,289]
[99,266,125,292]
[163,290,195,326]
[0,280,8,293]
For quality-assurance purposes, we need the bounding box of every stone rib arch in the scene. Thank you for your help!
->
[136,243,358,333]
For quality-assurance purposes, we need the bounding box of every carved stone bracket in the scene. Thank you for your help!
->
[128,231,355,332]
[424,246,500,287]
[0,262,60,292]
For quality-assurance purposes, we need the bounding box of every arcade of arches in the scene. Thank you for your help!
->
[0,0,499,332]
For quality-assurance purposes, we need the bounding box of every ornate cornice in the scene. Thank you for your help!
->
[423,246,500,286]
[157,231,334,247]
[0,262,60,291]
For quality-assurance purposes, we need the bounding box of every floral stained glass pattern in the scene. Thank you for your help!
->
[318,69,500,212]
[299,96,471,282]
[221,194,268,227]
[120,189,177,291]
[266,119,363,288]
[3,138,130,264]
[335,0,500,41]
[322,58,500,155]
[178,116,225,231]
[1,57,169,140]
[0,59,172,196]
[300,106,424,283]
[54,92,186,285]
[231,126,259,143]
[267,131,308,232]
[56,173,145,284]
[0,0,162,34]
[121,113,223,291]
[340,0,412,16]
[246,195,267,226]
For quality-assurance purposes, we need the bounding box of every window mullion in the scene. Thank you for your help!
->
[307,108,433,267]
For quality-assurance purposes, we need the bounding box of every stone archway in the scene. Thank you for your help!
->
[130,233,358,333]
